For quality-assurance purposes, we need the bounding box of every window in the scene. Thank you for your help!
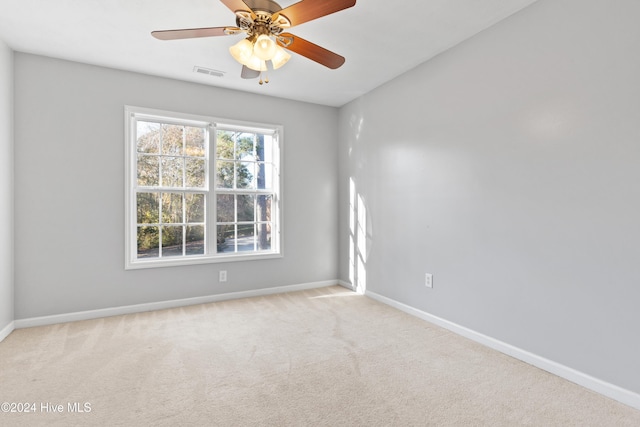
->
[125,106,281,269]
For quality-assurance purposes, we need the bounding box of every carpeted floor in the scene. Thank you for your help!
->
[1,285,639,426]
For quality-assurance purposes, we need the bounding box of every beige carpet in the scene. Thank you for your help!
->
[1,285,639,426]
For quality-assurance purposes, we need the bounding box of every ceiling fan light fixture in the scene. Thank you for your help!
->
[271,45,291,70]
[253,34,277,61]
[153,0,357,83]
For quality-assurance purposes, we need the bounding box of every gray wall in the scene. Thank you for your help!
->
[339,0,640,395]
[14,53,338,319]
[0,40,13,331]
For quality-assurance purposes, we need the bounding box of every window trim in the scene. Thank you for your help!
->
[124,106,283,270]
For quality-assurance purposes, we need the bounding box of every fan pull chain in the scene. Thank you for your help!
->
[259,71,270,85]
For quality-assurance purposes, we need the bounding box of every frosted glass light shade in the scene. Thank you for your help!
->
[253,35,277,61]
[271,46,291,70]
[245,55,267,72]
[229,38,254,65]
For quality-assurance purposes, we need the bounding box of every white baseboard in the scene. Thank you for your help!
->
[365,290,640,411]
[337,279,354,291]
[14,280,337,329]
[0,320,15,343]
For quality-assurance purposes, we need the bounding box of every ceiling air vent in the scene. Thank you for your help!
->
[193,66,225,78]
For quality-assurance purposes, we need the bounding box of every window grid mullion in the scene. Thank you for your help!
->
[233,194,238,252]
[137,186,205,193]
[158,191,163,258]
[159,125,164,187]
[182,192,187,257]
[181,126,186,257]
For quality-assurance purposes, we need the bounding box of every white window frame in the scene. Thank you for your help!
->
[124,106,282,270]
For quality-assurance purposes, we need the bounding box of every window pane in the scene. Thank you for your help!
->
[217,224,234,252]
[258,134,273,162]
[137,226,159,258]
[235,133,255,160]
[137,121,160,153]
[216,131,234,159]
[162,193,183,223]
[256,162,272,190]
[185,127,205,157]
[216,194,234,222]
[137,155,159,186]
[256,223,271,251]
[185,158,205,188]
[162,124,183,155]
[161,157,184,187]
[237,224,256,252]
[257,195,272,222]
[237,162,255,189]
[186,193,205,223]
[237,195,255,222]
[186,225,204,255]
[216,161,234,189]
[162,225,183,256]
[137,192,159,224]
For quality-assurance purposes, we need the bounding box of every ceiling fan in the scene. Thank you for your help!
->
[152,0,356,84]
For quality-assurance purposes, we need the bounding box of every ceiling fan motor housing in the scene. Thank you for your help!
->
[243,0,283,14]
[236,0,290,38]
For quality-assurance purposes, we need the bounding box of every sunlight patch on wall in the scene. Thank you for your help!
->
[349,177,368,295]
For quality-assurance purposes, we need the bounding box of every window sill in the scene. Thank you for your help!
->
[125,252,283,270]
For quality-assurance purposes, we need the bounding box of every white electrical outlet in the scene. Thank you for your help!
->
[219,270,227,282]
[425,273,433,288]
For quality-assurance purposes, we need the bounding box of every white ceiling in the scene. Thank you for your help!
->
[0,0,539,107]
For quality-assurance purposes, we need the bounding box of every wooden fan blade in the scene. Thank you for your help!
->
[241,65,260,79]
[278,0,356,27]
[277,33,345,69]
[151,27,240,40]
